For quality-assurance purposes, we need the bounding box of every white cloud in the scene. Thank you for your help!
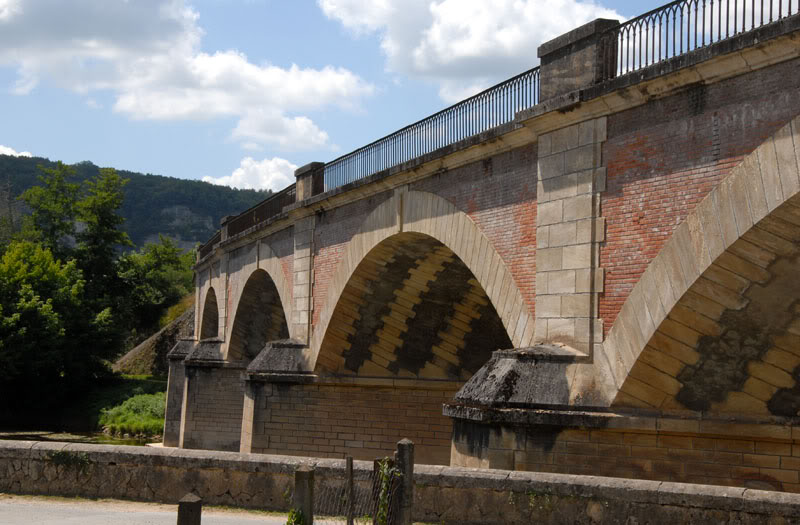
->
[320,0,622,102]
[0,0,21,22]
[0,1,373,150]
[203,157,297,191]
[0,144,32,157]
[232,109,332,151]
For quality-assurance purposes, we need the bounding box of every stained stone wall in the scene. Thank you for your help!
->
[179,366,245,452]
[3,440,800,524]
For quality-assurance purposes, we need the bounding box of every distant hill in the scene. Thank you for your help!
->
[0,154,269,250]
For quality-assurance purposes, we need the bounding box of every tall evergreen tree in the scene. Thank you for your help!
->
[18,162,80,261]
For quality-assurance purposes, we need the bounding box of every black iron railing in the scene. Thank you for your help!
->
[324,67,540,190]
[604,0,798,78]
[226,184,296,238]
[198,231,220,260]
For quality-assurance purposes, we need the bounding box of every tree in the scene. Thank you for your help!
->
[75,168,132,311]
[0,241,113,416]
[18,162,80,260]
[118,235,194,340]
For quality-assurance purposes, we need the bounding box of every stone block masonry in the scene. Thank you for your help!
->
[451,411,800,494]
[2,440,800,524]
[292,216,314,343]
[179,367,244,452]
[535,117,606,355]
[245,381,457,465]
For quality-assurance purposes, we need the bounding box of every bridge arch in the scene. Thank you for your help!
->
[199,287,219,339]
[223,241,292,361]
[603,115,800,416]
[310,189,534,374]
[225,268,289,361]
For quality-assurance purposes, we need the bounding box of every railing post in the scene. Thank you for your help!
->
[293,464,315,524]
[295,162,325,202]
[537,18,620,101]
[347,456,355,525]
[219,215,233,243]
[177,492,202,525]
[395,439,414,525]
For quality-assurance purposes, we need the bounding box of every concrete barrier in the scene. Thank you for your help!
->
[1,440,798,524]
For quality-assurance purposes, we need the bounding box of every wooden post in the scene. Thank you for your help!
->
[346,456,355,525]
[293,464,314,524]
[395,439,414,525]
[176,492,202,525]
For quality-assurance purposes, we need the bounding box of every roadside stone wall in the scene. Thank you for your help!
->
[2,440,799,524]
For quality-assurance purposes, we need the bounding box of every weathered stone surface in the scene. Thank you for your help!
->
[246,339,309,375]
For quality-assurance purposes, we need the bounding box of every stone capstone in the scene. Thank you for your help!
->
[183,339,225,366]
[453,347,580,408]
[245,340,314,383]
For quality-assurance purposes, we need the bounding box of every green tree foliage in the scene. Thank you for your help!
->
[118,235,194,340]
[75,168,133,321]
[18,162,80,259]
[0,154,268,248]
[0,161,200,420]
[0,241,113,416]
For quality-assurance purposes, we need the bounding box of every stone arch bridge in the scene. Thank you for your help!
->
[166,7,800,491]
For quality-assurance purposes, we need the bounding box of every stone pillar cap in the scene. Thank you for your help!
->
[294,162,324,178]
[537,18,619,58]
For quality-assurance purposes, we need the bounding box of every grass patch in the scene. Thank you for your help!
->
[58,375,167,432]
[159,293,194,329]
[99,392,166,437]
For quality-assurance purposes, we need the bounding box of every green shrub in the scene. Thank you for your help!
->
[99,391,166,436]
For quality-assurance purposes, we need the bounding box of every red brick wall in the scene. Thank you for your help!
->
[250,383,456,465]
[267,227,295,295]
[410,144,538,313]
[601,57,800,335]
[312,193,393,326]
[311,143,538,331]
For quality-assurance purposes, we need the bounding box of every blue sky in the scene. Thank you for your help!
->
[0,0,664,191]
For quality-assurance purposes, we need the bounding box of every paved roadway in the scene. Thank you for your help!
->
[0,494,288,524]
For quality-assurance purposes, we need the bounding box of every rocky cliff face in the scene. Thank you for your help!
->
[113,306,195,377]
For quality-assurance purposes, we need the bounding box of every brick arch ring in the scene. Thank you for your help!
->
[222,240,293,359]
[599,115,800,404]
[309,188,535,369]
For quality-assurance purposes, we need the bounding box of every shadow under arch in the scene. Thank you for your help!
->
[602,115,800,415]
[226,268,289,361]
[315,231,512,379]
[199,287,219,339]
[311,189,533,377]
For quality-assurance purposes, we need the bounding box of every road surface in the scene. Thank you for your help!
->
[0,494,288,524]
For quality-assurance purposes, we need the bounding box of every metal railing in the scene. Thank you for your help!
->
[604,0,798,78]
[226,184,296,238]
[324,67,540,190]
